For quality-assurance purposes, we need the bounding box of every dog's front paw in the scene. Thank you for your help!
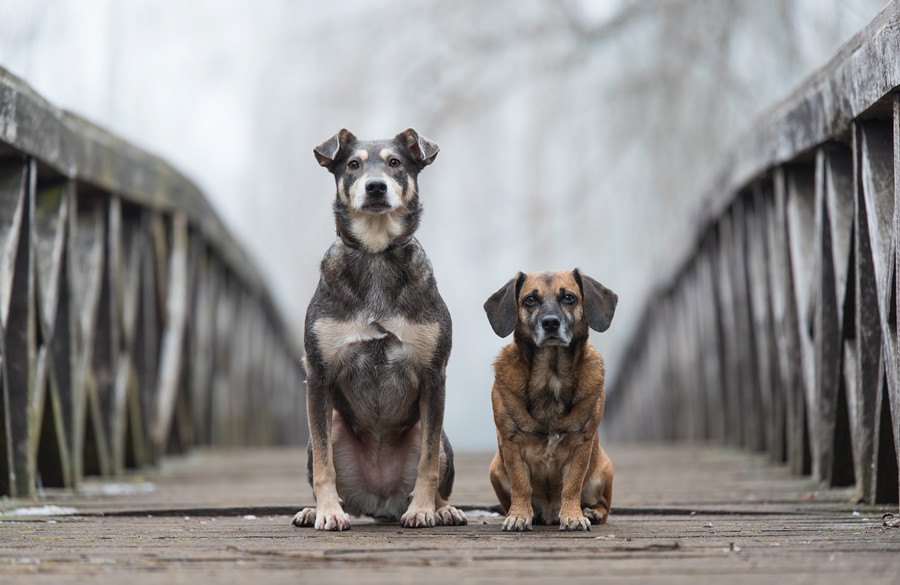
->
[400,505,437,528]
[501,514,533,532]
[435,505,468,526]
[314,505,351,531]
[559,514,591,531]
[291,507,316,527]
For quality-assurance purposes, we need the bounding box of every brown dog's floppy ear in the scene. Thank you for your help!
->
[573,269,618,333]
[484,272,525,337]
[314,129,356,168]
[396,128,440,166]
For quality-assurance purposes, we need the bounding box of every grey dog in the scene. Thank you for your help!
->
[292,128,467,531]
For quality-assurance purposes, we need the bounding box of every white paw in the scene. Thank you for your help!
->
[435,505,468,526]
[559,514,591,531]
[314,505,351,531]
[501,514,533,532]
[400,505,437,528]
[291,507,316,527]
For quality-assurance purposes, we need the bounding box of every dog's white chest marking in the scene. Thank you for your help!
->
[313,316,440,366]
[349,212,405,253]
[313,317,387,364]
[380,316,441,365]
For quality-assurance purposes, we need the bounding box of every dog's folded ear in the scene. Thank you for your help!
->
[573,269,618,333]
[484,272,525,337]
[314,129,357,168]
[396,128,440,167]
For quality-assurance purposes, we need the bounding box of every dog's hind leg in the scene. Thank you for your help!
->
[435,431,467,526]
[434,495,467,525]
[438,431,455,499]
[291,443,320,527]
[581,441,613,525]
[488,451,511,512]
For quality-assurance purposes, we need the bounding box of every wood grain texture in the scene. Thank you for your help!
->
[1,446,898,584]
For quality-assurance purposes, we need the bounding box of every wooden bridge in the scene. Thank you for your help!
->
[607,0,900,509]
[0,64,305,499]
[3,1,900,583]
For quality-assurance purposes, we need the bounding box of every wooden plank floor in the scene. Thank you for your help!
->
[1,444,898,584]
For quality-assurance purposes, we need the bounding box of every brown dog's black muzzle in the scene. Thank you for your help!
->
[541,315,561,333]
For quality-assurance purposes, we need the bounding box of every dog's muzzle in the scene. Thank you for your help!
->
[534,313,571,346]
[362,179,392,212]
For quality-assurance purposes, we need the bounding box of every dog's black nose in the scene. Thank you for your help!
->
[541,316,561,332]
[365,179,388,197]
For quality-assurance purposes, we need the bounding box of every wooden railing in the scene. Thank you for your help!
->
[607,1,900,506]
[0,66,305,498]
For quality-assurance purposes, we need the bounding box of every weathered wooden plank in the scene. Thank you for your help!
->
[734,197,766,452]
[133,211,162,465]
[114,200,149,469]
[769,169,794,464]
[768,170,794,463]
[681,263,708,441]
[151,212,188,454]
[106,197,129,473]
[3,447,900,584]
[871,94,900,504]
[856,120,895,500]
[715,213,743,447]
[0,158,28,496]
[823,144,858,489]
[32,174,73,490]
[187,237,213,446]
[747,182,782,459]
[70,189,112,479]
[4,159,36,496]
[702,233,729,444]
[210,274,235,445]
[784,165,817,476]
[814,143,856,487]
[695,241,726,442]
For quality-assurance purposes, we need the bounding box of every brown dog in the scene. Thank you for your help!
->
[483,269,617,531]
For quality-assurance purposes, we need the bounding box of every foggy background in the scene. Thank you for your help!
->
[0,0,887,448]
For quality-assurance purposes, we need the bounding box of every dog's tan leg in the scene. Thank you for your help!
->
[293,368,350,531]
[499,440,534,532]
[489,451,512,512]
[558,438,594,531]
[581,441,613,525]
[401,375,445,528]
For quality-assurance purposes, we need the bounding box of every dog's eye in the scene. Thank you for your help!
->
[562,293,577,304]
[389,158,401,168]
[348,160,360,170]
[523,295,538,307]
